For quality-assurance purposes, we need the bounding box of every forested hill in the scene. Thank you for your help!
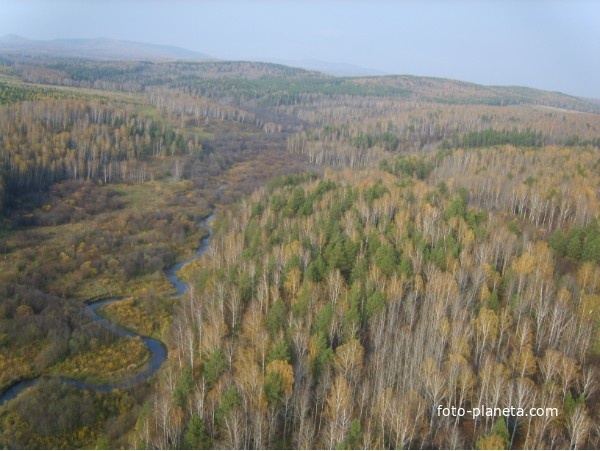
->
[351,75,600,112]
[1,54,597,112]
[1,54,599,449]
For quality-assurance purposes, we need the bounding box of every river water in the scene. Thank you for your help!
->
[0,213,213,406]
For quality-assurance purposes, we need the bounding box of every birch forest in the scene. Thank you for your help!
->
[0,54,599,449]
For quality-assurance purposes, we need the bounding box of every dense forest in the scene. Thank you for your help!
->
[138,150,600,449]
[0,56,599,449]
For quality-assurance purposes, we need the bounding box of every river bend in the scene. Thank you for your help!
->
[0,213,213,406]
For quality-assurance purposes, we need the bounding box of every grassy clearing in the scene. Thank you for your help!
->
[48,336,150,384]
[101,292,174,339]
[0,347,37,391]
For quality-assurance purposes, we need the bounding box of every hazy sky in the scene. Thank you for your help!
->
[1,0,599,99]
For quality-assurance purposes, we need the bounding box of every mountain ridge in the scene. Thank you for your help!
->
[0,34,212,61]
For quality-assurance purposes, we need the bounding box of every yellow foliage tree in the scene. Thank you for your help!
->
[265,359,294,399]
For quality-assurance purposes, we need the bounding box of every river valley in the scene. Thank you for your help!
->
[0,214,214,407]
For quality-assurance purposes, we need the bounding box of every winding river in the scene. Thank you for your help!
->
[0,213,214,406]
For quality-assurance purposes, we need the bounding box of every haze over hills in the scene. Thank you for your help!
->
[0,34,211,61]
[1,34,599,110]
[0,35,387,76]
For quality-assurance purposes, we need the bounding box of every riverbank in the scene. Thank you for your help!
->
[0,212,213,407]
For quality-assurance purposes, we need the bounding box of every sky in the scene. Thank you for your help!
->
[1,0,599,99]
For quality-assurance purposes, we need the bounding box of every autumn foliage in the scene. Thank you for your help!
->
[141,156,599,448]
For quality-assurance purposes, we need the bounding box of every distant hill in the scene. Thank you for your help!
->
[0,34,211,61]
[258,58,389,77]
[1,36,598,111]
[347,75,600,112]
